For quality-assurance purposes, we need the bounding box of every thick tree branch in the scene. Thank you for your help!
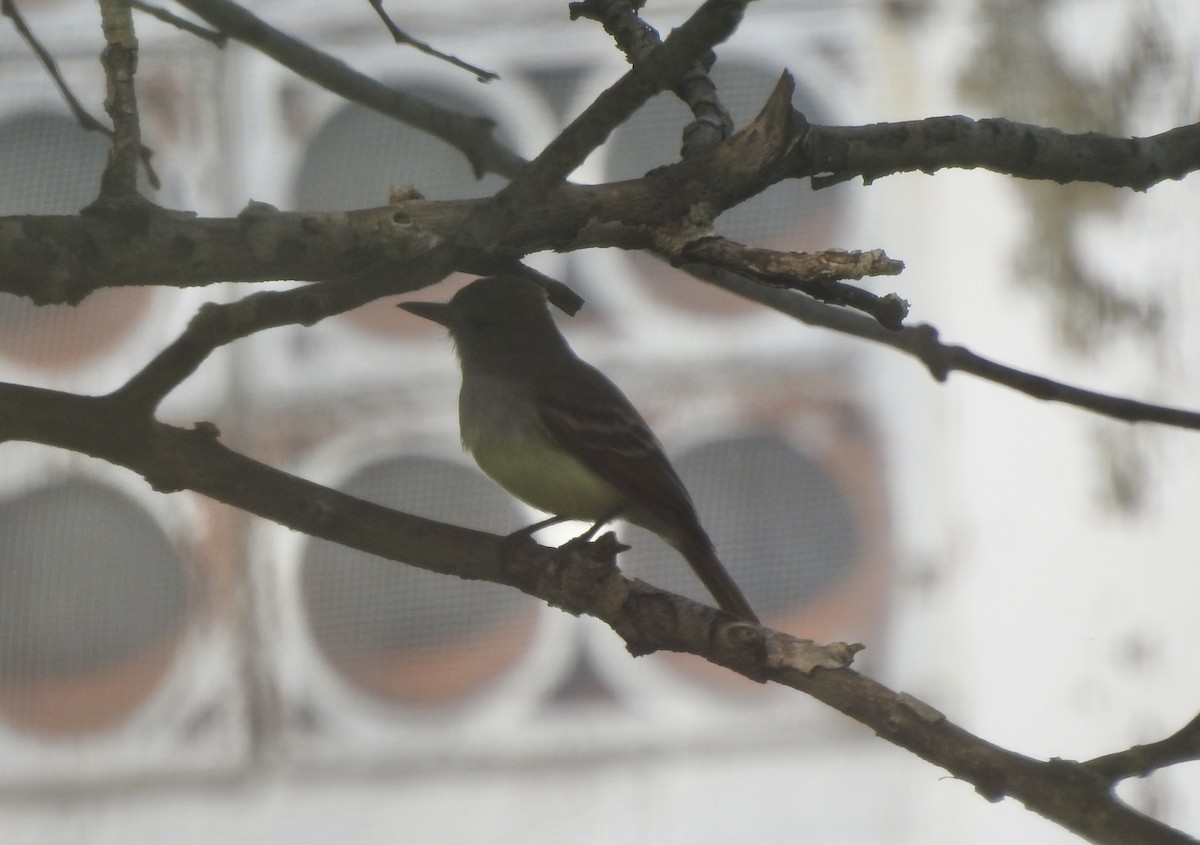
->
[0,203,427,304]
[801,116,1200,191]
[4,72,1193,302]
[0,380,1191,845]
[0,75,798,302]
[5,212,1198,435]
[172,0,526,179]
[3,93,1196,432]
[0,5,1196,841]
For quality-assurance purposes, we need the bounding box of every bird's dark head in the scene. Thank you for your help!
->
[453,275,553,319]
[399,275,571,363]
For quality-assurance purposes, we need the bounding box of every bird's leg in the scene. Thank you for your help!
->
[499,510,626,564]
[509,514,572,541]
[563,507,625,549]
[500,514,573,561]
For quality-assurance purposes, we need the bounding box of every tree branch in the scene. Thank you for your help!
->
[657,232,908,328]
[1085,711,1200,784]
[111,238,458,412]
[5,70,1194,302]
[0,75,804,302]
[171,0,526,179]
[366,0,497,82]
[1,5,1197,841]
[94,0,146,202]
[1,0,159,190]
[471,0,752,249]
[129,0,226,46]
[569,0,734,155]
[800,116,1200,191]
[0,203,430,304]
[6,166,1198,435]
[689,265,1200,431]
[0,379,1192,845]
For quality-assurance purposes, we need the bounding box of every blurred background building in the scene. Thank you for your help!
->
[0,0,1198,842]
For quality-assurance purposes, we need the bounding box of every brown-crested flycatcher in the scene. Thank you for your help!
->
[401,275,758,622]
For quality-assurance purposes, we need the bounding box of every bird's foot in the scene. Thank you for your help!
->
[501,514,570,562]
[563,507,625,549]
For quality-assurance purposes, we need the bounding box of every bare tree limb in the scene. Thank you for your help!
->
[1,64,1197,433]
[129,0,226,46]
[5,168,1198,433]
[1,0,160,190]
[0,379,1193,845]
[657,232,908,328]
[6,70,1194,302]
[472,0,752,248]
[111,237,458,412]
[11,195,1192,436]
[0,71,799,304]
[0,204,411,303]
[367,0,497,82]
[94,0,147,202]
[569,0,733,155]
[172,0,526,179]
[690,265,1200,431]
[1085,711,1200,784]
[801,115,1200,191]
[0,5,1197,841]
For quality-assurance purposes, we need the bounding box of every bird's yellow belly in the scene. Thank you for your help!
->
[470,438,624,521]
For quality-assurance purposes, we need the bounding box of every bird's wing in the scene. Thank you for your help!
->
[537,363,760,622]
[535,363,701,537]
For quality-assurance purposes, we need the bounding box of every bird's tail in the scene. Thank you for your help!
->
[675,533,760,624]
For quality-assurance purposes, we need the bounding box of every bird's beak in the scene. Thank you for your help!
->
[398,300,454,327]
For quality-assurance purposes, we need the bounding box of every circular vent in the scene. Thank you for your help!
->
[300,456,540,708]
[0,111,153,368]
[0,479,188,734]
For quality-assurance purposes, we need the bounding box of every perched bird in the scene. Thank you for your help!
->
[400,275,758,623]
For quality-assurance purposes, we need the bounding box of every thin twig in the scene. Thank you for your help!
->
[367,0,497,82]
[1085,711,1200,783]
[130,0,227,46]
[665,234,908,328]
[1,0,160,190]
[470,0,751,249]
[2,0,105,134]
[110,205,460,410]
[570,0,733,155]
[95,0,149,199]
[173,0,524,179]
[689,264,1200,431]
